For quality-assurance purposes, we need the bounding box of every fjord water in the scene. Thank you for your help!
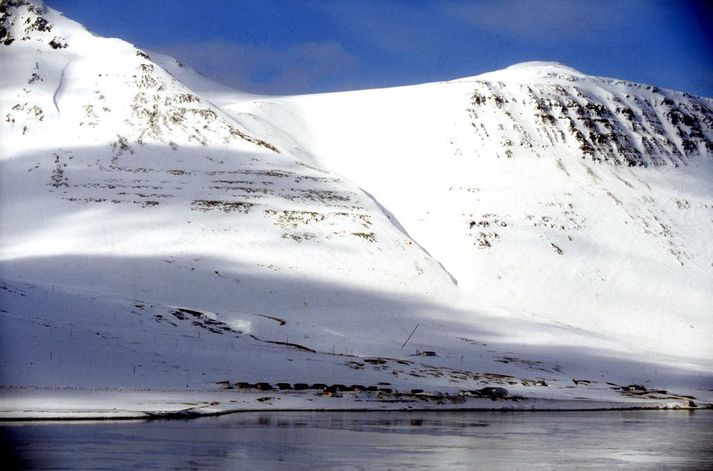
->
[4,411,712,470]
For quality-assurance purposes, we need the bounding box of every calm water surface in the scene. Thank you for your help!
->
[2,410,712,470]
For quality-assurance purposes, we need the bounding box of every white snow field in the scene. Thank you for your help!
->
[1,1,711,418]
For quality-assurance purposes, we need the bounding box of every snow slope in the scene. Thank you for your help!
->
[1,1,711,417]
[225,62,713,363]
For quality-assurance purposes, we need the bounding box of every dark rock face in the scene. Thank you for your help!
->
[477,387,509,400]
[467,77,713,167]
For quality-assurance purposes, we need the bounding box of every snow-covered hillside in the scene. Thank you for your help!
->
[1,0,711,417]
[226,61,713,363]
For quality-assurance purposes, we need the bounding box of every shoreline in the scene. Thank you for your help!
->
[1,387,709,422]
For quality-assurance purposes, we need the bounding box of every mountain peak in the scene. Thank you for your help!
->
[0,0,279,154]
[1,0,58,48]
[503,61,585,75]
[450,62,713,167]
[465,61,586,85]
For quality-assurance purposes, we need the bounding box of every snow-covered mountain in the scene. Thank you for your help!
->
[1,0,711,417]
[226,60,713,356]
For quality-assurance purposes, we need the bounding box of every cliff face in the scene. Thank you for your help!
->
[466,67,713,166]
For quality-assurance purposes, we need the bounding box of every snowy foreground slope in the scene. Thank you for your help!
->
[1,1,712,418]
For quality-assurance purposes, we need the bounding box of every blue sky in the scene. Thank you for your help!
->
[46,0,713,97]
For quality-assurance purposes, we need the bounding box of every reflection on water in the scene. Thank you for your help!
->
[3,410,712,470]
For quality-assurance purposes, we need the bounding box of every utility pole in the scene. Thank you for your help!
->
[401,322,420,349]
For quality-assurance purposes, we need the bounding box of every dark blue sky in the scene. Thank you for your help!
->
[46,0,713,97]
